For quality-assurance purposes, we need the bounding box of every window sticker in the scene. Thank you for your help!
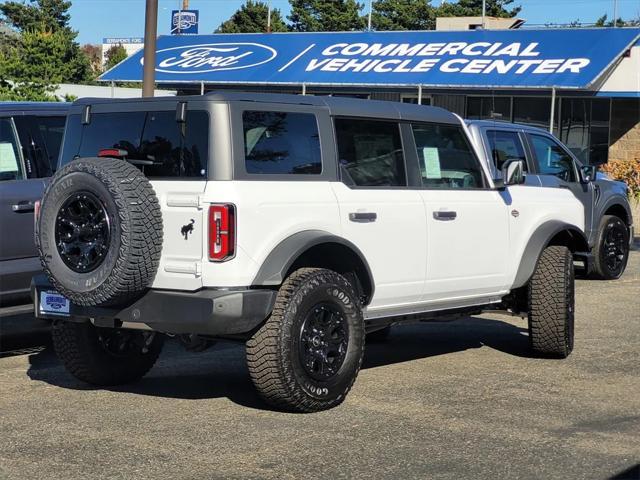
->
[0,142,19,173]
[422,147,441,179]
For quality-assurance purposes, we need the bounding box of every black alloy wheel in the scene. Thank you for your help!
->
[602,221,628,275]
[299,303,349,381]
[55,191,110,273]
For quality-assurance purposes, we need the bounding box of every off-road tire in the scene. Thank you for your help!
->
[37,158,163,307]
[366,325,392,343]
[52,321,164,386]
[246,268,365,413]
[591,215,629,280]
[528,245,575,358]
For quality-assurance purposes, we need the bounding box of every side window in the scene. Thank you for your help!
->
[485,130,527,171]
[334,118,406,187]
[411,123,485,189]
[529,134,576,182]
[0,118,24,181]
[31,115,66,174]
[242,111,321,175]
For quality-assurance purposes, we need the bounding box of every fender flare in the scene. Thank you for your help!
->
[512,221,589,289]
[600,196,633,226]
[252,230,375,298]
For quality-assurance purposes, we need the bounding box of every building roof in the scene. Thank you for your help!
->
[101,28,640,91]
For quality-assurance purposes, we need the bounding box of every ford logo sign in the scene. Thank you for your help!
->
[149,43,277,73]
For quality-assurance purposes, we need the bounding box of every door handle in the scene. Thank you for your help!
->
[12,202,35,213]
[349,212,377,223]
[433,210,457,221]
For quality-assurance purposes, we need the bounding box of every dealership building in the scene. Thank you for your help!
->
[102,27,640,165]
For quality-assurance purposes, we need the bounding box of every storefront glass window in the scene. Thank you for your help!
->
[559,98,610,165]
[466,97,511,121]
[513,97,551,129]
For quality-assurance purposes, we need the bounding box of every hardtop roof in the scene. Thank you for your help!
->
[71,91,460,124]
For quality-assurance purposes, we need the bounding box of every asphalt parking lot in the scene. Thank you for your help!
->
[1,250,639,480]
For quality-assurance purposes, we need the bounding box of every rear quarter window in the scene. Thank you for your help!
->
[242,111,322,175]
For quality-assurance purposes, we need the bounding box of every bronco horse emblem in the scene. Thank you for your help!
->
[181,219,195,240]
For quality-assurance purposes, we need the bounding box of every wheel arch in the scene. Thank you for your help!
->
[252,230,375,305]
[602,201,631,228]
[512,221,588,289]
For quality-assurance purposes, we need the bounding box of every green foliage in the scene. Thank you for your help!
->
[0,0,92,99]
[436,0,521,19]
[289,0,365,32]
[594,14,640,27]
[104,44,128,71]
[0,0,72,33]
[0,28,91,100]
[371,0,436,31]
[0,82,56,101]
[216,0,288,33]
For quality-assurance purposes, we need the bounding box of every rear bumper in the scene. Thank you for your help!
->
[31,275,277,336]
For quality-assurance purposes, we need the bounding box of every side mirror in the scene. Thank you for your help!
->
[580,165,597,183]
[501,159,526,186]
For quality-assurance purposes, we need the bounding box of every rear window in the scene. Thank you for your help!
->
[64,110,209,178]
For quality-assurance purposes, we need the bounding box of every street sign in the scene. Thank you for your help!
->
[171,10,199,35]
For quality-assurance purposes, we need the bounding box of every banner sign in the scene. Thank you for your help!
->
[103,37,143,44]
[171,10,199,35]
[101,28,640,89]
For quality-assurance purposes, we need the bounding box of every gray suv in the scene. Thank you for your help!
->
[0,102,69,309]
[466,120,633,280]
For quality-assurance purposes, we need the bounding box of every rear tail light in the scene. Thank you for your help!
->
[208,204,235,262]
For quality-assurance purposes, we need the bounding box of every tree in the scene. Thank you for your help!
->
[82,43,102,75]
[594,13,640,27]
[0,0,92,87]
[435,0,521,19]
[0,0,72,33]
[104,44,128,71]
[216,0,287,33]
[370,0,436,31]
[288,0,365,32]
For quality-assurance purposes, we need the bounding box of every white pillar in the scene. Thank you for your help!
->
[417,85,423,105]
[302,83,307,96]
[200,81,204,95]
[549,87,556,134]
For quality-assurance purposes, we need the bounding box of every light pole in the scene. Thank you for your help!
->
[142,0,158,97]
[367,0,373,31]
[613,0,618,27]
[481,0,486,29]
[267,0,272,32]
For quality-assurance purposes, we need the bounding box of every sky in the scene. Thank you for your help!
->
[69,0,640,45]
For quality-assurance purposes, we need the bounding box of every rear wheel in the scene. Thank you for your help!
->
[246,268,365,412]
[52,321,164,386]
[592,215,629,280]
[528,245,575,358]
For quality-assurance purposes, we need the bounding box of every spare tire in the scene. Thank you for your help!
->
[37,157,163,307]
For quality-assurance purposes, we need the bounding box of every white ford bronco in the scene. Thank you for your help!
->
[33,93,587,412]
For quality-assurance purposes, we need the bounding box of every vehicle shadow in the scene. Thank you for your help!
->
[25,316,532,411]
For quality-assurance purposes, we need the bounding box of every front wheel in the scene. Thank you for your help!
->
[528,245,575,358]
[591,215,629,280]
[52,321,164,386]
[246,268,365,412]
